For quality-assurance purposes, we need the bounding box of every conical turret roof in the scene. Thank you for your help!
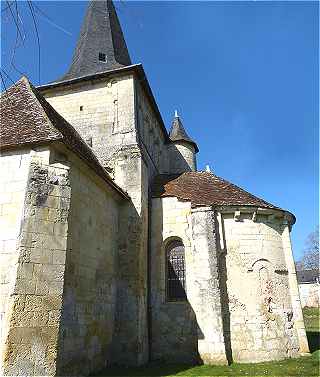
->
[60,0,131,81]
[169,111,198,152]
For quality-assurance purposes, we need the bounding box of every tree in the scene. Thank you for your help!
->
[299,226,319,270]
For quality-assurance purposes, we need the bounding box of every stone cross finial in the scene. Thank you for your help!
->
[174,110,179,118]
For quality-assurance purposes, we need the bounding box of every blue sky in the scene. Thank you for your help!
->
[1,1,318,260]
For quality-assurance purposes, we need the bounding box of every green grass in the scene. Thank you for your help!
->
[304,307,320,332]
[92,308,319,376]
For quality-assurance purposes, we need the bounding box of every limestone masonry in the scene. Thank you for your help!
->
[0,0,309,375]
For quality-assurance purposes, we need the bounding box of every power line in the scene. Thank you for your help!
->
[0,68,15,85]
[6,1,24,43]
[8,1,26,77]
[33,3,72,36]
[27,0,41,85]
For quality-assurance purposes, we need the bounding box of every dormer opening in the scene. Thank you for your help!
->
[99,52,107,62]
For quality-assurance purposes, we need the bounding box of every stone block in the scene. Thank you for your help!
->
[52,250,66,265]
[53,222,68,236]
[24,295,43,311]
[41,264,65,282]
[49,281,64,295]
[16,263,34,281]
[30,247,52,264]
[48,310,61,326]
[8,327,39,343]
[14,278,36,295]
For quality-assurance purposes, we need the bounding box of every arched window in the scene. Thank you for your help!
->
[166,240,187,301]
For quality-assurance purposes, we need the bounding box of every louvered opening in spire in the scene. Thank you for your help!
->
[60,0,132,81]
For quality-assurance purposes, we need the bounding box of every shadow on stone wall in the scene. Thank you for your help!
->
[150,287,204,365]
[149,198,204,366]
[215,212,233,364]
[169,143,194,174]
[307,332,320,353]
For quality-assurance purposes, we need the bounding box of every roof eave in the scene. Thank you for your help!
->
[37,64,141,90]
[37,64,171,144]
[1,139,129,201]
[170,138,199,153]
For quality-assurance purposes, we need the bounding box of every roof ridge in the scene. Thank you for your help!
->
[151,171,294,222]
[185,171,280,210]
[1,76,129,199]
[23,77,64,141]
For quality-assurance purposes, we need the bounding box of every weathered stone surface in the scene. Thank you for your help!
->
[220,211,305,362]
[1,151,71,376]
[56,151,122,376]
[299,283,319,308]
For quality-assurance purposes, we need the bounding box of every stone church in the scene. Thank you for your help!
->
[0,0,309,375]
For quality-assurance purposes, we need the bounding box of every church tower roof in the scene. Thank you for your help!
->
[169,111,199,152]
[61,0,132,81]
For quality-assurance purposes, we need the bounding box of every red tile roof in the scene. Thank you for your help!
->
[152,172,289,212]
[0,77,128,199]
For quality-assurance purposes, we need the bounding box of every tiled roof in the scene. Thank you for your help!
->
[152,171,287,211]
[169,115,198,152]
[0,77,128,199]
[60,0,131,81]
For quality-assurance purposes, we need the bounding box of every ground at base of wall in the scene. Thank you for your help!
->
[92,308,319,377]
[92,354,319,376]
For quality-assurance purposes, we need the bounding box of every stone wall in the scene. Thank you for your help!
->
[189,208,227,364]
[219,210,305,362]
[150,198,226,364]
[111,150,149,366]
[0,149,31,375]
[150,197,197,363]
[41,74,136,168]
[42,72,197,179]
[299,283,319,308]
[1,147,71,375]
[0,145,128,375]
[169,142,197,174]
[150,199,307,365]
[56,148,122,375]
[135,80,169,175]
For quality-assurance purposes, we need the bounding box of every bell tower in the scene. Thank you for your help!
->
[60,0,131,81]
[39,0,150,368]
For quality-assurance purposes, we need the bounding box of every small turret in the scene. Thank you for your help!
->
[169,111,198,173]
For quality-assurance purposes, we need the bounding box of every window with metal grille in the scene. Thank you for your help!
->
[166,240,187,301]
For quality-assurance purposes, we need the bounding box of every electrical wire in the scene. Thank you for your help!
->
[27,0,41,85]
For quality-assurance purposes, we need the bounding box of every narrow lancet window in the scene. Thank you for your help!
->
[166,240,187,301]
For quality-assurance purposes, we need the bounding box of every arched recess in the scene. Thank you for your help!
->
[164,238,187,302]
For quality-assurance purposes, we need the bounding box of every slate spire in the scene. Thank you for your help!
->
[61,0,132,81]
[169,111,199,152]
